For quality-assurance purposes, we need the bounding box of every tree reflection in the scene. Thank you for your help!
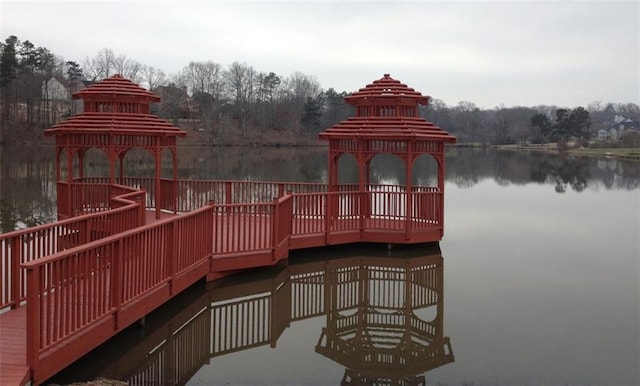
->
[0,145,56,231]
[530,156,590,193]
[2,146,638,233]
[48,244,454,385]
[445,148,637,191]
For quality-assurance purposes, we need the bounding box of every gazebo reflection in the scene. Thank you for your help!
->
[313,247,454,385]
[49,245,453,385]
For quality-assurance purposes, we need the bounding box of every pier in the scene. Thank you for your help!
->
[0,74,455,385]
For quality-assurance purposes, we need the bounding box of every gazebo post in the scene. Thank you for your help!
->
[66,148,73,217]
[77,149,85,180]
[108,153,117,185]
[437,154,446,237]
[155,140,162,220]
[119,153,125,183]
[173,149,179,215]
[405,154,413,240]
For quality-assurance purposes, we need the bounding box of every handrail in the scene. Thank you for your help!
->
[21,196,293,383]
[0,184,145,311]
[22,203,213,383]
[5,177,446,384]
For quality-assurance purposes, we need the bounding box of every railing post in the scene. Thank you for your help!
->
[25,266,40,383]
[359,192,365,237]
[272,196,279,257]
[225,181,232,205]
[166,221,176,295]
[208,201,216,271]
[439,191,444,238]
[138,190,146,226]
[10,236,21,309]
[225,182,232,215]
[324,192,332,243]
[112,239,123,330]
[405,191,412,240]
[83,218,92,244]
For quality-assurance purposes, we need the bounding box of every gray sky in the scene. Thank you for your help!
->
[1,0,638,108]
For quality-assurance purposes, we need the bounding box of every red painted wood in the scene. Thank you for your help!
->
[0,74,456,386]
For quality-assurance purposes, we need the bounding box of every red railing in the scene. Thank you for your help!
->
[21,194,295,383]
[0,186,145,311]
[6,177,447,384]
[168,180,327,213]
[290,190,443,237]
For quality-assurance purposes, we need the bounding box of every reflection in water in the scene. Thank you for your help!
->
[530,156,590,193]
[2,146,639,232]
[0,145,57,231]
[314,249,453,385]
[445,148,639,191]
[48,244,453,385]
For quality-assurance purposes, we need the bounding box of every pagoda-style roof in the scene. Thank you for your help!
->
[45,74,186,139]
[319,116,456,142]
[45,112,186,136]
[319,74,455,143]
[344,73,429,105]
[72,73,160,103]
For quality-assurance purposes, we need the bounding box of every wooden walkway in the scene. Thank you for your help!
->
[0,183,445,385]
[0,307,28,386]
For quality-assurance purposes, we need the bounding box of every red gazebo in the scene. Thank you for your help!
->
[318,74,456,242]
[45,74,187,220]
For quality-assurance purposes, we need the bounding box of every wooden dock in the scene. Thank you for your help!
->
[1,73,456,385]
[0,181,446,385]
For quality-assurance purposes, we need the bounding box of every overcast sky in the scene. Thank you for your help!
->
[1,1,638,108]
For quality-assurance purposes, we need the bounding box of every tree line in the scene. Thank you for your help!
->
[1,35,638,147]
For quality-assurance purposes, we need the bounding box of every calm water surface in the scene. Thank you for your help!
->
[1,146,638,385]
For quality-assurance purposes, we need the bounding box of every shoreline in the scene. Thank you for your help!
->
[3,134,638,161]
[455,142,640,161]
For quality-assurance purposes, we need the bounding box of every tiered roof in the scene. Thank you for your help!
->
[344,73,429,105]
[45,74,186,137]
[73,73,160,103]
[319,74,455,142]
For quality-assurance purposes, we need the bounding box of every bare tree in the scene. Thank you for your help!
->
[83,48,116,81]
[112,54,143,83]
[183,61,224,100]
[141,65,166,91]
[224,62,255,137]
[281,71,321,132]
[255,71,281,130]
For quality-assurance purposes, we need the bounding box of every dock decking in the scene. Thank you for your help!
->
[0,181,445,385]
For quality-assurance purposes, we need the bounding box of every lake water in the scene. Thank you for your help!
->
[1,146,638,385]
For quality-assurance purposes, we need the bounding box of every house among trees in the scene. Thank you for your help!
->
[597,114,638,141]
[41,76,71,123]
[152,84,190,123]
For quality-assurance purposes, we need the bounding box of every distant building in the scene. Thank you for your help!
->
[597,128,609,140]
[42,76,71,123]
[152,84,190,121]
[597,115,638,141]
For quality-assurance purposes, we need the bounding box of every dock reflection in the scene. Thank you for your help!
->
[49,244,453,385]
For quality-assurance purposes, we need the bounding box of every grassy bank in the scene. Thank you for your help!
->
[568,147,640,160]
[454,142,640,161]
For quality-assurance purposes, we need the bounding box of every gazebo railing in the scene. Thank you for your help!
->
[289,190,442,237]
